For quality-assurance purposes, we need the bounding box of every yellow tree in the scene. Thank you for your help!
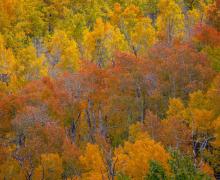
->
[0,0,21,32]
[187,91,215,134]
[114,124,170,179]
[0,0,46,53]
[0,159,23,179]
[70,0,110,29]
[42,0,71,33]
[14,45,48,88]
[80,143,108,180]
[185,91,216,166]
[130,17,156,56]
[159,98,191,152]
[14,0,47,38]
[156,0,184,44]
[110,3,156,56]
[0,145,23,180]
[46,30,80,72]
[166,98,185,119]
[0,34,16,91]
[83,18,128,67]
[34,153,63,180]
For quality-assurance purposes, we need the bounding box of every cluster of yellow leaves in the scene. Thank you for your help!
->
[0,36,18,91]
[114,130,170,179]
[166,98,185,119]
[192,109,214,132]
[80,125,171,180]
[130,17,156,54]
[34,153,63,180]
[80,143,107,180]
[161,91,218,157]
[187,91,215,133]
[187,9,202,26]
[0,34,48,91]
[15,46,48,86]
[83,18,128,65]
[156,0,184,42]
[46,30,80,72]
[110,3,156,56]
[0,35,16,75]
[0,145,23,179]
[0,0,20,30]
[128,122,148,141]
[166,92,216,134]
[0,159,22,180]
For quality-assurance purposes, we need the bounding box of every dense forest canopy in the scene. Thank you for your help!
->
[0,0,220,179]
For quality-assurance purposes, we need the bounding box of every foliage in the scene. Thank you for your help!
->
[0,0,219,179]
[145,160,167,180]
[114,131,170,179]
[169,150,212,179]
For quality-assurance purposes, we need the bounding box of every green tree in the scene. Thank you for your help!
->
[145,161,167,180]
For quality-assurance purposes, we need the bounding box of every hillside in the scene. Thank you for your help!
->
[0,0,219,179]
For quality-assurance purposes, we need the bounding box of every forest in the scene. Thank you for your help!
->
[0,0,219,179]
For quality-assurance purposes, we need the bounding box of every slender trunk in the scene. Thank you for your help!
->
[18,133,25,147]
[86,100,95,142]
[85,109,94,142]
[41,166,45,180]
[98,108,106,137]
[33,38,43,58]
[141,97,146,124]
[69,112,81,143]
[69,120,76,143]
[25,169,33,180]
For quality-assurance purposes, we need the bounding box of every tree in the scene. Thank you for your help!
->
[62,140,82,179]
[80,143,108,180]
[159,98,191,152]
[15,45,48,87]
[110,3,156,56]
[12,121,65,180]
[0,1,219,178]
[0,34,16,91]
[15,0,47,39]
[145,160,167,180]
[0,0,21,32]
[144,111,162,141]
[34,153,63,180]
[156,0,184,44]
[0,158,23,180]
[169,150,212,179]
[46,30,80,72]
[194,25,220,72]
[150,43,215,99]
[69,0,110,29]
[42,0,71,33]
[0,35,47,91]
[114,128,170,179]
[83,18,128,67]
[187,91,216,162]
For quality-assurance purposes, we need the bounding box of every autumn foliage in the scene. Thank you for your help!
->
[0,0,219,179]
